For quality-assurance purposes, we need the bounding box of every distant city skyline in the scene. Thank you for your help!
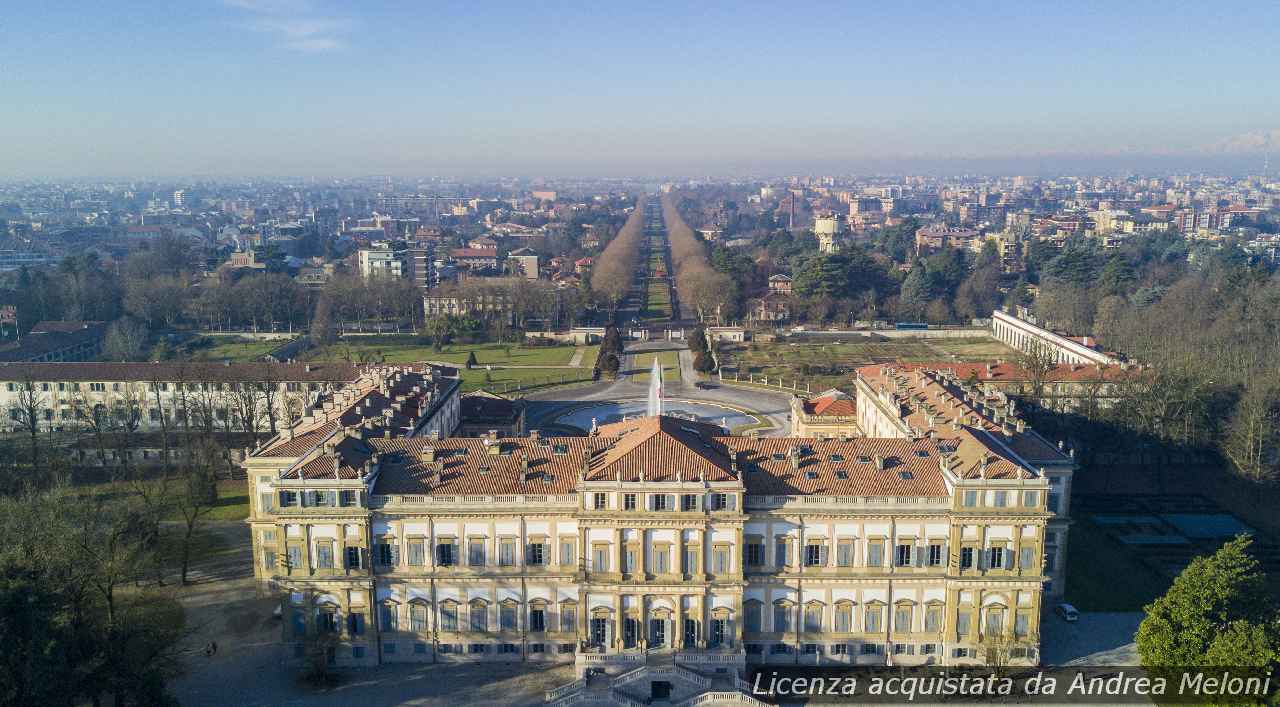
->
[2,0,1278,178]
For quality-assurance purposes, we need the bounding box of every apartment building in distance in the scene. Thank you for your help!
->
[853,363,1073,597]
[245,393,1059,687]
[991,307,1121,366]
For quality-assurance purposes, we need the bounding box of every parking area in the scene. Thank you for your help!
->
[1039,610,1142,666]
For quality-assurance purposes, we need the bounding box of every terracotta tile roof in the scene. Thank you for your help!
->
[0,361,358,383]
[368,414,1049,498]
[725,437,949,496]
[858,361,1134,384]
[370,436,591,495]
[802,390,856,417]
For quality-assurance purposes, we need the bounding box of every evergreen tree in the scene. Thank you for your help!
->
[1136,535,1278,671]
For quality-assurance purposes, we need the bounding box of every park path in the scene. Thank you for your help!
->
[567,346,586,367]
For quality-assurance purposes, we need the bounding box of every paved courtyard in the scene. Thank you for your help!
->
[1039,610,1143,666]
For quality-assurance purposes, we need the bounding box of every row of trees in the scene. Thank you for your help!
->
[661,193,733,323]
[590,199,646,308]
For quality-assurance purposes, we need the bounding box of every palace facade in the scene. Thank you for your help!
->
[246,366,1062,680]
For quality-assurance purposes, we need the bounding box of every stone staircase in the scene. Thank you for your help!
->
[545,664,766,707]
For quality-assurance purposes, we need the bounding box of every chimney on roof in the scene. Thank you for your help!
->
[529,429,540,441]
[1015,419,1025,433]
[980,457,988,478]
[421,447,436,463]
[305,364,312,373]
[874,455,885,470]
[788,447,801,469]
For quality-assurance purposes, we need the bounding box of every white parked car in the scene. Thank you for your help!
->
[1055,603,1079,622]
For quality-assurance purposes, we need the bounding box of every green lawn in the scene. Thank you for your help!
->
[721,336,1015,392]
[631,350,681,383]
[458,367,592,393]
[1064,516,1171,611]
[69,478,249,521]
[186,337,285,362]
[305,342,592,367]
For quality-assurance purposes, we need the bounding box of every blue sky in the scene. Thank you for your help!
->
[1,0,1278,177]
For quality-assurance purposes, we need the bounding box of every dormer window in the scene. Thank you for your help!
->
[552,444,569,455]
[835,470,849,479]
[771,453,786,461]
[804,471,818,480]
[914,450,930,458]
[829,454,845,462]
[899,471,914,480]
[856,455,872,464]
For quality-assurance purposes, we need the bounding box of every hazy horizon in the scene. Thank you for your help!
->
[3,0,1278,179]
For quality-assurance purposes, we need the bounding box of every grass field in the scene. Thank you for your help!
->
[721,336,1018,392]
[643,280,673,321]
[72,478,250,521]
[631,350,681,383]
[303,341,593,367]
[457,366,592,393]
[186,337,285,362]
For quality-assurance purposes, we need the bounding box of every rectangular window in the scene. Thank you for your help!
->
[651,494,669,511]
[470,605,488,632]
[261,549,276,570]
[682,493,698,511]
[683,547,697,575]
[410,604,427,632]
[745,542,764,567]
[350,613,365,635]
[316,543,333,569]
[499,540,515,566]
[773,604,790,632]
[925,605,941,632]
[592,546,608,572]
[928,544,942,566]
[1015,611,1030,637]
[623,548,637,574]
[1047,492,1061,513]
[867,542,884,567]
[864,606,881,633]
[526,543,545,566]
[287,546,302,570]
[895,543,912,567]
[713,548,729,574]
[407,540,426,566]
[259,492,274,513]
[988,547,1004,569]
[836,540,853,567]
[380,604,398,632]
[624,493,637,510]
[745,604,761,633]
[653,548,669,574]
[774,538,789,567]
[500,604,517,631]
[530,609,546,632]
[960,547,974,570]
[804,543,822,567]
[993,490,1008,507]
[593,492,607,510]
[1020,546,1036,570]
[469,539,486,567]
[956,611,971,638]
[345,546,361,569]
[560,541,575,567]
[834,605,852,632]
[1022,490,1039,507]
[560,606,576,633]
[279,490,298,507]
[709,619,725,647]
[985,609,1003,636]
[894,606,911,632]
[963,490,978,507]
[436,542,455,566]
[440,605,458,631]
[710,493,729,510]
